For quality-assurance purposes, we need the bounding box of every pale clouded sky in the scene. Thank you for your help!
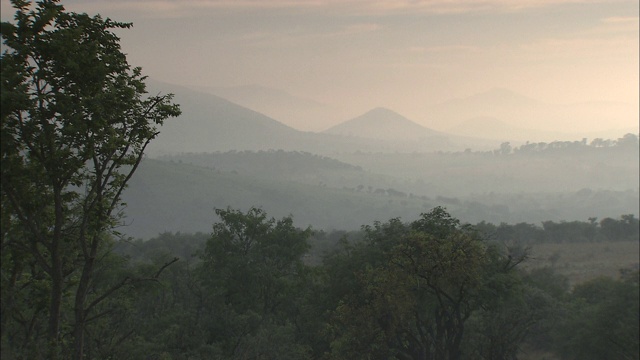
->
[2,0,638,130]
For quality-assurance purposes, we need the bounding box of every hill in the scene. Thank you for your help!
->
[324,107,443,141]
[120,146,639,240]
[321,107,498,151]
[158,150,374,188]
[120,158,431,239]
[192,84,345,132]
[145,80,305,155]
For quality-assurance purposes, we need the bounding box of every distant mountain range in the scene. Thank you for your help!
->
[145,80,636,156]
[145,80,499,155]
[427,88,638,140]
[192,83,639,142]
[114,80,638,239]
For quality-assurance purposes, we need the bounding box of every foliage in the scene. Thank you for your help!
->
[5,202,636,359]
[0,0,180,358]
[195,207,313,359]
[325,207,529,360]
[553,273,640,360]
[1,3,637,358]
[477,214,639,244]
[511,133,639,154]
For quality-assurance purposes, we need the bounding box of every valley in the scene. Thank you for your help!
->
[114,81,640,240]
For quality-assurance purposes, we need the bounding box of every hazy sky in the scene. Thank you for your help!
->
[2,0,638,131]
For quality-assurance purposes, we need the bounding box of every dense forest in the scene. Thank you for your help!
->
[1,1,638,359]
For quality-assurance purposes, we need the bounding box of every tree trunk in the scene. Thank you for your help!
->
[48,245,63,360]
[73,308,85,360]
[48,192,65,360]
[73,244,97,360]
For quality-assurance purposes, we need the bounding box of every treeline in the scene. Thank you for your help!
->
[116,214,640,266]
[450,132,639,156]
[5,207,637,359]
[476,214,640,244]
[493,133,639,155]
[512,133,639,154]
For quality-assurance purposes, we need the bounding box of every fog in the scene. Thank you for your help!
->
[4,0,636,266]
[113,80,640,239]
[3,2,638,358]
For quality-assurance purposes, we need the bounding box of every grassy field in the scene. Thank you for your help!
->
[521,240,639,286]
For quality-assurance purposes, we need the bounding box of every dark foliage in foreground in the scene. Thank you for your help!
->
[61,208,634,360]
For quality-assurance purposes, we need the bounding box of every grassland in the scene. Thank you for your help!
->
[521,241,639,286]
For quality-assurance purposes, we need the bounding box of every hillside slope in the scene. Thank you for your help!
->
[121,146,639,240]
[121,158,431,239]
[325,107,442,141]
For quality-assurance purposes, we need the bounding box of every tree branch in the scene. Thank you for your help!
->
[84,257,179,317]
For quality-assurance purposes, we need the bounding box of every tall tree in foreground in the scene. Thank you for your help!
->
[0,0,181,358]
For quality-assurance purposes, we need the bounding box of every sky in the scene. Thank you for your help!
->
[1,0,639,132]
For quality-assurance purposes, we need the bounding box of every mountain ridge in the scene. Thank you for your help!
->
[190,84,345,132]
[145,80,500,155]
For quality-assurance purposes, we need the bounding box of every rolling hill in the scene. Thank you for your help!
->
[147,81,637,154]
[120,157,432,239]
[120,146,639,240]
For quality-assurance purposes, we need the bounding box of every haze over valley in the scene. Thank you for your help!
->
[3,1,639,359]
[3,0,635,240]
[118,81,640,239]
[194,83,639,141]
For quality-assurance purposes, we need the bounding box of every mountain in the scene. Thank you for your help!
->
[427,88,639,139]
[429,88,544,131]
[144,80,493,155]
[441,88,540,111]
[322,107,501,151]
[191,84,347,132]
[147,81,636,154]
[145,80,305,155]
[324,107,443,141]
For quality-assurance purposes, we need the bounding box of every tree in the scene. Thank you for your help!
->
[0,1,181,358]
[553,274,639,360]
[197,207,312,358]
[328,207,528,360]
